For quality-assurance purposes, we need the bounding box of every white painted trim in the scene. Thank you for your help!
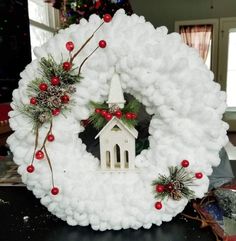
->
[175,18,219,80]
[95,116,138,139]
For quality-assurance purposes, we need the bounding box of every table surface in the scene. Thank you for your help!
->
[0,187,215,241]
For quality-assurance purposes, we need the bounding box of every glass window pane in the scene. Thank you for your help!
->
[28,0,49,26]
[226,29,236,107]
[29,25,53,59]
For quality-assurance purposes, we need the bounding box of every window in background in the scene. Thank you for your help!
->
[28,0,59,59]
[226,30,236,107]
[179,25,212,69]
[175,19,219,79]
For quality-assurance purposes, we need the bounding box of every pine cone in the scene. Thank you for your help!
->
[47,96,62,108]
[38,112,51,123]
[109,104,120,113]
[67,85,76,94]
[170,190,182,200]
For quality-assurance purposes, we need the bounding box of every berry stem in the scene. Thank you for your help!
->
[31,126,39,165]
[43,146,55,187]
[70,22,104,64]
[39,121,53,150]
[78,46,99,75]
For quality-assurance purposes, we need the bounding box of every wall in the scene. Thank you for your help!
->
[130,0,236,32]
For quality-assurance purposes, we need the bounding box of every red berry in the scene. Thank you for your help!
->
[195,172,203,179]
[181,160,189,168]
[63,62,72,71]
[95,108,101,114]
[35,150,44,160]
[26,165,35,173]
[99,40,107,48]
[103,14,112,23]
[39,83,48,91]
[95,0,101,9]
[156,184,165,193]
[47,134,55,142]
[52,108,60,116]
[51,76,60,86]
[165,183,174,192]
[131,113,137,119]
[30,97,37,105]
[66,41,74,52]
[155,201,162,210]
[105,113,113,121]
[114,110,122,118]
[51,187,59,195]
[101,110,107,117]
[125,113,132,119]
[61,95,70,104]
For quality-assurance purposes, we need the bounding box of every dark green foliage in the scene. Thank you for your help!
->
[89,99,140,130]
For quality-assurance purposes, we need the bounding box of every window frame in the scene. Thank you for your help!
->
[218,17,236,131]
[28,0,60,58]
[175,19,219,80]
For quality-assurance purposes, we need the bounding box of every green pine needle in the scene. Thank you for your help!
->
[89,99,140,130]
[152,166,196,201]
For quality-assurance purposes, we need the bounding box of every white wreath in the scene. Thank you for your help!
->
[7,9,228,231]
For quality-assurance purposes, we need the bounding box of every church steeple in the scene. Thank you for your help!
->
[107,74,126,109]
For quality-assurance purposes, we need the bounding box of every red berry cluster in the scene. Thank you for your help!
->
[30,75,71,116]
[95,108,137,121]
[26,133,59,195]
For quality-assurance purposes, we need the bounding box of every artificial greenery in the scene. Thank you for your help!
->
[19,55,81,129]
[152,166,195,201]
[89,99,140,130]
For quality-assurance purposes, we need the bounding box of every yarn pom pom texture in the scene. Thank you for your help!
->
[7,9,228,231]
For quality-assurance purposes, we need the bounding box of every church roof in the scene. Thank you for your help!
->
[95,117,138,139]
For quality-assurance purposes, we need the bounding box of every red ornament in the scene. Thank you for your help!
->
[103,14,112,23]
[35,150,44,160]
[39,83,48,91]
[156,184,165,193]
[125,113,132,119]
[63,62,72,71]
[51,76,60,86]
[99,40,107,48]
[30,97,37,105]
[95,0,101,9]
[181,160,189,168]
[101,110,107,117]
[114,110,122,118]
[95,108,101,114]
[105,113,113,121]
[47,134,55,142]
[154,201,162,210]
[51,187,59,195]
[66,41,74,52]
[61,95,70,104]
[26,165,35,173]
[52,108,61,116]
[131,113,137,119]
[165,183,174,192]
[195,172,203,179]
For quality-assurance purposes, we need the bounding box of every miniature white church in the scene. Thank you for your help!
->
[95,75,138,170]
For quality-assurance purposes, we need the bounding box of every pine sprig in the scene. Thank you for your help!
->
[39,56,81,86]
[122,99,140,114]
[19,55,81,129]
[152,166,196,201]
[89,99,140,130]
